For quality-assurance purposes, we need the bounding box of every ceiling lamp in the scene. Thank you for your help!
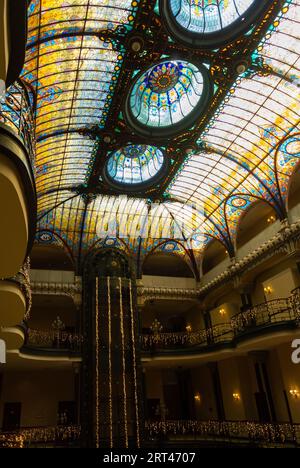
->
[160,0,273,48]
[124,59,212,138]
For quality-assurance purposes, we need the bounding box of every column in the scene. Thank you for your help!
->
[208,362,225,420]
[249,351,277,422]
[81,250,143,448]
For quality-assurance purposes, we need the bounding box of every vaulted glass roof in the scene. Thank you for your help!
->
[4,0,299,270]
[23,0,137,210]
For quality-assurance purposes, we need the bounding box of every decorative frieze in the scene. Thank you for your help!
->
[199,219,300,296]
[31,276,82,308]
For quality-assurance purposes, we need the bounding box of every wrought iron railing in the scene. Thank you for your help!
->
[141,323,233,350]
[25,328,83,353]
[231,298,295,333]
[145,420,300,447]
[0,425,80,448]
[291,287,300,322]
[1,422,299,448]
[142,296,299,352]
[0,80,35,164]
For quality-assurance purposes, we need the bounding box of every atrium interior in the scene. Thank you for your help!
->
[0,0,300,449]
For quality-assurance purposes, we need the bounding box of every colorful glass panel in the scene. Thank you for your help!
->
[169,0,256,34]
[107,145,165,185]
[129,60,205,128]
[22,0,139,215]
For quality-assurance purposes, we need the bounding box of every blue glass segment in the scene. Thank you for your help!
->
[170,0,255,34]
[129,60,205,128]
[107,145,165,185]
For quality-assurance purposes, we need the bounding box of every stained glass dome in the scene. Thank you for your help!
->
[125,59,212,137]
[105,145,166,188]
[161,0,270,48]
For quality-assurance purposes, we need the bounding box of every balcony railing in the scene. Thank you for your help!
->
[291,287,300,321]
[145,420,300,447]
[0,80,35,163]
[24,328,83,353]
[141,323,233,350]
[142,296,299,352]
[0,425,80,448]
[231,298,295,334]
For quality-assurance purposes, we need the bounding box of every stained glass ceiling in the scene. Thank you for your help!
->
[106,145,165,187]
[15,0,300,270]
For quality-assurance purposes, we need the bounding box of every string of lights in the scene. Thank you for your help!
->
[107,276,113,448]
[129,279,140,448]
[95,277,100,449]
[119,277,129,448]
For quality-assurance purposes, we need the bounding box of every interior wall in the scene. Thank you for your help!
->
[218,358,247,421]
[0,369,75,428]
[144,369,164,403]
[275,342,300,423]
[261,268,297,301]
[209,301,240,326]
[191,365,218,420]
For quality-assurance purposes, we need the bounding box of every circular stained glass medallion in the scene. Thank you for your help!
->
[161,0,271,48]
[125,59,212,137]
[231,197,248,208]
[282,138,300,157]
[105,145,166,190]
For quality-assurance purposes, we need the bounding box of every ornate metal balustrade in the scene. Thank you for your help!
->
[231,298,296,334]
[0,80,35,164]
[25,328,83,353]
[142,296,299,352]
[1,421,299,448]
[141,323,233,350]
[0,425,81,448]
[291,287,300,322]
[145,420,300,447]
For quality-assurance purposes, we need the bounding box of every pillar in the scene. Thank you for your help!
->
[81,249,143,448]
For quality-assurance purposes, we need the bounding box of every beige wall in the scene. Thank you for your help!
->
[144,369,164,403]
[219,358,247,421]
[210,300,240,326]
[191,365,218,420]
[275,342,300,423]
[0,369,75,428]
[262,268,297,301]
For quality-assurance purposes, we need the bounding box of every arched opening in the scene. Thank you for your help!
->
[202,239,228,275]
[235,201,277,250]
[143,252,194,278]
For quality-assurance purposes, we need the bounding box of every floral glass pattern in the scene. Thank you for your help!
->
[129,60,205,128]
[107,145,165,185]
[169,0,256,34]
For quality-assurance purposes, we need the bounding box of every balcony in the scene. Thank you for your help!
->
[0,259,31,351]
[141,323,233,353]
[0,80,36,278]
[231,298,297,336]
[21,328,83,357]
[0,81,35,163]
[145,420,300,448]
[1,421,299,448]
[142,295,300,355]
[0,425,81,449]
